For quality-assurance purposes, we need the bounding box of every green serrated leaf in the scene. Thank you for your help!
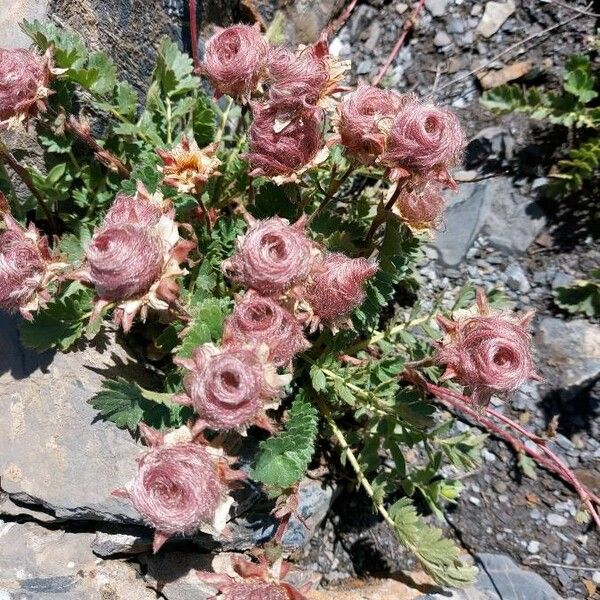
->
[252,393,318,489]
[153,37,200,98]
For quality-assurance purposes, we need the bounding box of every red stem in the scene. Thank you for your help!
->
[328,0,359,34]
[189,0,200,72]
[372,0,426,86]
[425,382,600,529]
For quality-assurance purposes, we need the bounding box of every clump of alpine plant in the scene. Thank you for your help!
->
[0,204,66,319]
[435,288,538,409]
[78,182,195,332]
[381,98,465,186]
[198,554,310,600]
[201,24,270,100]
[223,290,310,366]
[336,85,406,165]
[223,215,319,296]
[0,47,54,126]
[156,136,220,194]
[246,103,327,183]
[394,182,447,232]
[299,253,378,330]
[114,424,243,553]
[175,343,291,432]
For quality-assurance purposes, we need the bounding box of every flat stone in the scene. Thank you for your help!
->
[91,530,153,558]
[505,263,530,293]
[2,0,49,48]
[0,520,155,599]
[433,31,452,47]
[535,317,600,394]
[476,1,516,38]
[425,0,449,17]
[546,513,568,527]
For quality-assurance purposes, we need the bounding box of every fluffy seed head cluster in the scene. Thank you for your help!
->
[435,289,536,409]
[222,290,310,366]
[179,343,288,430]
[157,136,220,194]
[302,253,378,327]
[247,104,324,181]
[395,183,447,231]
[381,100,465,181]
[337,85,405,164]
[223,216,316,296]
[0,48,52,125]
[201,24,269,99]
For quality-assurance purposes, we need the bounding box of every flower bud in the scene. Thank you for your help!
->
[395,182,446,231]
[247,103,325,182]
[435,289,536,408]
[0,48,52,125]
[85,224,163,300]
[382,100,465,181]
[179,343,289,430]
[202,24,269,99]
[223,216,317,296]
[302,253,377,326]
[223,290,309,366]
[337,85,405,164]
[157,137,220,194]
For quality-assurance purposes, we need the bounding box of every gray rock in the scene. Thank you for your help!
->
[535,317,600,394]
[528,540,541,554]
[425,0,449,17]
[476,1,516,38]
[551,272,573,290]
[0,520,155,599]
[91,530,153,558]
[2,0,49,48]
[446,16,466,34]
[434,31,452,47]
[546,513,568,527]
[505,263,530,293]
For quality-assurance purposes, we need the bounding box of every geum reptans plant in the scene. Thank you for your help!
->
[2,15,585,593]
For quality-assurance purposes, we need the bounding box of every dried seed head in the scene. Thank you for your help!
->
[202,24,269,99]
[246,103,325,182]
[382,100,465,180]
[435,289,536,409]
[157,137,221,195]
[223,290,309,366]
[302,253,378,326]
[85,224,163,300]
[337,85,406,164]
[395,182,447,231]
[0,48,52,125]
[223,216,317,296]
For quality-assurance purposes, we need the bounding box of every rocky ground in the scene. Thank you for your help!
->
[2,0,600,599]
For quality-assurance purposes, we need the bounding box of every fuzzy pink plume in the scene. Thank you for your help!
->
[0,48,51,124]
[223,290,309,366]
[129,442,226,550]
[178,343,286,430]
[337,85,405,164]
[303,253,378,325]
[85,224,163,300]
[223,215,316,296]
[198,555,309,600]
[395,183,447,230]
[435,289,536,409]
[0,214,52,318]
[246,103,324,180]
[201,24,269,99]
[382,100,465,180]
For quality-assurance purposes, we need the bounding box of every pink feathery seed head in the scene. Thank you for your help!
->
[129,442,227,551]
[395,182,447,230]
[85,224,163,300]
[222,290,310,366]
[303,253,378,324]
[0,220,47,316]
[246,102,324,180]
[157,137,221,195]
[435,291,536,409]
[181,343,286,430]
[0,47,52,125]
[337,85,406,164]
[222,215,317,296]
[103,181,173,227]
[201,24,270,99]
[381,100,465,177]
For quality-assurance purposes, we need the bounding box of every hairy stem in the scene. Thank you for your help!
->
[189,0,200,72]
[308,163,356,225]
[365,181,405,243]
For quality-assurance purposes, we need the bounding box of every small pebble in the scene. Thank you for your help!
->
[547,513,568,527]
[527,540,540,554]
[564,553,577,566]
[469,496,481,506]
[592,572,600,584]
[434,31,452,47]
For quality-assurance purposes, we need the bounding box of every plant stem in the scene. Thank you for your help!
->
[189,0,200,72]
[0,143,56,232]
[424,382,600,528]
[215,97,235,144]
[165,97,173,145]
[308,163,355,225]
[365,181,405,243]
